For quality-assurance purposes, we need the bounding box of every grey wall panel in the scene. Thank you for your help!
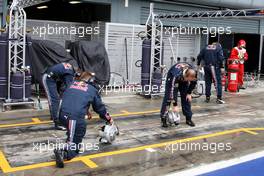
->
[78,0,263,34]
[140,4,261,34]
[0,0,3,27]
[0,0,2,13]
[91,21,105,45]
[83,0,213,24]
[110,0,144,24]
[260,19,264,34]
[83,0,144,24]
[209,19,259,34]
[200,34,208,49]
[162,32,200,68]
[140,1,214,25]
[174,0,264,9]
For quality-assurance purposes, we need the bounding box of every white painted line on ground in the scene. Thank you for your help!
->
[102,95,137,99]
[166,150,264,176]
[145,148,157,152]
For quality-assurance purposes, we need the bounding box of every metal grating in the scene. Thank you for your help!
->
[104,22,200,85]
[105,23,145,84]
[17,0,50,8]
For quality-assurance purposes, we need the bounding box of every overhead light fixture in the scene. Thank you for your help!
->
[69,1,81,4]
[37,5,48,9]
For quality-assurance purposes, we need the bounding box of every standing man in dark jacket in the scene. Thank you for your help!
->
[42,63,76,130]
[54,71,114,168]
[197,42,225,104]
[160,63,197,128]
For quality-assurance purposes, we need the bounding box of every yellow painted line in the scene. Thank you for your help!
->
[1,127,259,173]
[8,162,56,173]
[0,106,202,129]
[111,109,160,117]
[82,129,243,160]
[93,106,201,119]
[81,158,98,168]
[31,118,42,123]
[243,129,258,135]
[0,109,161,129]
[108,105,200,118]
[121,110,130,114]
[0,151,12,173]
[0,105,202,129]
[0,121,51,128]
[245,128,264,131]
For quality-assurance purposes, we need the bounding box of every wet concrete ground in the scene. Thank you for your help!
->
[0,86,264,176]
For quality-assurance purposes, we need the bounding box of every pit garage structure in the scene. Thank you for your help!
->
[2,0,264,104]
[145,3,264,94]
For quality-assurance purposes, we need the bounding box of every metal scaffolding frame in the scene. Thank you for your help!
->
[7,0,27,101]
[155,9,264,19]
[145,3,264,95]
[146,4,164,68]
[145,3,164,96]
[2,0,35,111]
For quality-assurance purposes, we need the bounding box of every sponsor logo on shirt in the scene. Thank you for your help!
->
[63,63,72,70]
[70,81,88,91]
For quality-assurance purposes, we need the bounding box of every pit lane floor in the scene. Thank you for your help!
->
[0,87,264,176]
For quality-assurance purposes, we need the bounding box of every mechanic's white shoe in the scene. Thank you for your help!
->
[216,99,225,104]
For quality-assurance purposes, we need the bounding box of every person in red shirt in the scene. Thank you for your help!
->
[229,40,248,89]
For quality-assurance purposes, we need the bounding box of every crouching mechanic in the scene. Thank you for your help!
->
[197,42,225,104]
[54,71,114,168]
[42,63,76,130]
[160,63,197,128]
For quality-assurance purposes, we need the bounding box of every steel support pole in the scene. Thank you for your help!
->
[258,34,263,76]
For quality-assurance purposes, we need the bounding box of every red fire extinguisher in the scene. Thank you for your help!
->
[227,59,240,92]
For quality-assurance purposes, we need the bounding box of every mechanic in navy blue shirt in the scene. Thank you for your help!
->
[160,63,197,128]
[197,42,225,104]
[42,63,75,130]
[54,71,113,167]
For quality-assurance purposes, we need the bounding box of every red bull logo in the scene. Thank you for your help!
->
[70,81,88,91]
[63,63,72,70]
